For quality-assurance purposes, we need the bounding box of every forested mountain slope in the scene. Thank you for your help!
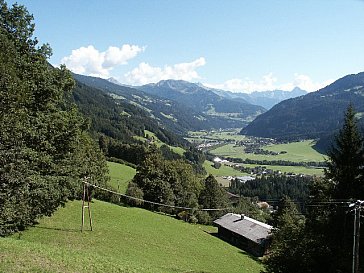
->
[71,81,188,147]
[138,80,266,125]
[241,72,364,143]
[74,74,250,132]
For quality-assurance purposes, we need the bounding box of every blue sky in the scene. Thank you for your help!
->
[7,0,364,92]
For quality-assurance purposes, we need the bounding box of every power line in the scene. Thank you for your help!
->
[85,182,230,211]
[85,181,355,211]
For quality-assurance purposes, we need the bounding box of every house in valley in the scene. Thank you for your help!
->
[213,213,272,256]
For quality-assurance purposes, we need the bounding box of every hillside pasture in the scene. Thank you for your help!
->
[107,161,136,193]
[0,200,263,273]
[135,130,185,155]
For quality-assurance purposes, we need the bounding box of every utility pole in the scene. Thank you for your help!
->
[351,200,363,273]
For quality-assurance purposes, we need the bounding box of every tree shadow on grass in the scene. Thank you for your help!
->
[33,226,81,233]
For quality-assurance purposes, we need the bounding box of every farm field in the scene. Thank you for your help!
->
[187,129,246,143]
[211,140,326,163]
[0,200,263,273]
[203,160,250,176]
[107,161,136,193]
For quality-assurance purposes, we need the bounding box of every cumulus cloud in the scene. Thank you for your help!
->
[124,57,206,85]
[292,74,334,92]
[61,44,144,78]
[205,73,334,93]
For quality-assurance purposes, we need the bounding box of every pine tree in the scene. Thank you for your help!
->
[264,197,306,273]
[325,104,364,199]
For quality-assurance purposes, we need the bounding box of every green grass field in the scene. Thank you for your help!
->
[187,129,247,143]
[211,140,326,163]
[135,130,185,156]
[107,161,136,193]
[0,200,263,273]
[203,160,250,176]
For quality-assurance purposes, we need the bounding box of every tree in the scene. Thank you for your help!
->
[263,106,364,273]
[213,161,222,169]
[325,104,364,199]
[126,182,144,206]
[0,0,108,236]
[264,197,306,273]
[184,147,206,174]
[131,147,203,212]
[199,175,229,219]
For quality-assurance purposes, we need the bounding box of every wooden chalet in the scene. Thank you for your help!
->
[213,213,272,256]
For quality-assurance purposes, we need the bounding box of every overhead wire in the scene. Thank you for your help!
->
[85,182,230,211]
[85,182,357,212]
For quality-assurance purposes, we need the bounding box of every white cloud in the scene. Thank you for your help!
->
[124,57,206,85]
[292,74,334,92]
[61,44,144,78]
[204,73,334,93]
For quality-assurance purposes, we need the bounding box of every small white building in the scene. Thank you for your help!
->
[236,176,255,183]
[213,157,223,163]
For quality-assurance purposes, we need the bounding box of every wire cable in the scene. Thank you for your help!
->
[85,182,230,211]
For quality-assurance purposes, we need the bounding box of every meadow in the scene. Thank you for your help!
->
[186,129,246,143]
[107,161,136,193]
[135,130,185,155]
[0,200,263,273]
[210,140,326,163]
[203,160,250,176]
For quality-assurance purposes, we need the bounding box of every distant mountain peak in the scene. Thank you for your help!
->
[155,79,197,89]
[107,77,122,86]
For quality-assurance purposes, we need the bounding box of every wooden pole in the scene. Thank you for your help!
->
[355,204,361,273]
[81,182,86,232]
[81,178,93,232]
[87,183,93,231]
[352,201,361,273]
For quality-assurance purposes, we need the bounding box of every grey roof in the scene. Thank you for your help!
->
[236,176,255,182]
[214,213,272,244]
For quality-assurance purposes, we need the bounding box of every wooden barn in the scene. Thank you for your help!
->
[213,213,272,256]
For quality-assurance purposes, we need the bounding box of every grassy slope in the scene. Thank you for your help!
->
[135,130,185,155]
[107,161,136,193]
[0,200,262,273]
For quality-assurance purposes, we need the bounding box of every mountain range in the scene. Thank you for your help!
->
[137,80,266,126]
[241,71,364,150]
[73,72,364,153]
[73,74,265,136]
[211,87,307,109]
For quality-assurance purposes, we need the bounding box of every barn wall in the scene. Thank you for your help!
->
[217,226,266,256]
